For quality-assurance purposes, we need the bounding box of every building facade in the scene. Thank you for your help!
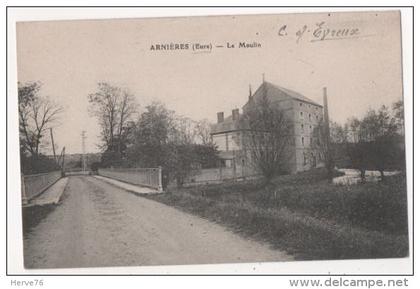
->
[210,81,325,174]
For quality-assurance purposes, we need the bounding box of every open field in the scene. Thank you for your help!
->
[146,168,408,260]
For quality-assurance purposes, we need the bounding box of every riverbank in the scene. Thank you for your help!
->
[145,168,408,260]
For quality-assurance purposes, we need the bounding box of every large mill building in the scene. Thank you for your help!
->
[210,80,327,174]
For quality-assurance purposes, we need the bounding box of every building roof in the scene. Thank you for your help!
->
[210,114,241,135]
[211,81,323,135]
[266,82,322,107]
[245,81,323,108]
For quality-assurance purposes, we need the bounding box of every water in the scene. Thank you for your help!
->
[333,169,400,185]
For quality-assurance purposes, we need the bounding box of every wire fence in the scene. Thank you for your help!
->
[181,166,260,187]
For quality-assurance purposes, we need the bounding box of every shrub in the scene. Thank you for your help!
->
[21,154,61,175]
[90,162,101,173]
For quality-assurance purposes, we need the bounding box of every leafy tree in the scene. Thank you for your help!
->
[90,162,101,173]
[345,105,403,181]
[193,144,220,169]
[346,141,369,182]
[359,106,399,141]
[164,143,198,187]
[127,102,219,188]
[127,102,175,167]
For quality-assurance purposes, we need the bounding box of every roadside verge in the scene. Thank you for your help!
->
[22,177,69,233]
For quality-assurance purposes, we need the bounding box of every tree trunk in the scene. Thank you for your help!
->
[360,169,366,183]
[380,170,385,181]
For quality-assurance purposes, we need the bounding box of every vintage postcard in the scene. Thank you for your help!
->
[13,9,409,272]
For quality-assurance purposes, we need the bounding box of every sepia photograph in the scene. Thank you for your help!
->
[11,9,410,272]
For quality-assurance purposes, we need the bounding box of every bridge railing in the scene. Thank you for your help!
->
[98,167,163,192]
[21,171,62,204]
[64,167,91,176]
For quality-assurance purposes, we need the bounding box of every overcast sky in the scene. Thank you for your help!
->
[16,11,403,154]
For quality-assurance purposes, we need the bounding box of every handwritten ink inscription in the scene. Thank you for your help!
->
[279,22,361,43]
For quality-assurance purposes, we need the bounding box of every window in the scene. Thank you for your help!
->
[301,124,304,132]
[303,154,307,165]
[299,102,302,106]
[309,113,312,121]
[300,111,303,118]
[301,137,304,146]
[316,115,319,120]
[310,137,313,145]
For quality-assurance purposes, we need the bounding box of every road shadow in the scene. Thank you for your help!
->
[22,204,58,236]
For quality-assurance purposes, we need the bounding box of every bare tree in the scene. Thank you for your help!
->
[311,119,334,179]
[240,91,293,181]
[18,82,38,156]
[392,100,404,134]
[171,116,197,145]
[88,82,137,156]
[195,119,213,145]
[116,89,138,154]
[18,82,63,158]
[330,121,348,144]
[310,120,347,179]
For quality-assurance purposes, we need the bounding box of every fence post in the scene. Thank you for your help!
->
[21,174,28,205]
[157,166,163,192]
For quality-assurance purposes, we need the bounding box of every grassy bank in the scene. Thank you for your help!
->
[146,168,408,260]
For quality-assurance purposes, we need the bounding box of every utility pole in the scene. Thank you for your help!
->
[50,127,57,163]
[60,146,66,176]
[81,131,87,172]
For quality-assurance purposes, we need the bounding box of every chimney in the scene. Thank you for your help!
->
[323,87,329,125]
[323,87,331,150]
[232,109,240,121]
[322,86,334,176]
[217,112,224,123]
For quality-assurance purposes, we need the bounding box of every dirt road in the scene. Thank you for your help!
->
[24,176,291,269]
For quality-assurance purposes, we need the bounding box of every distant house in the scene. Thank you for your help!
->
[210,81,325,174]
